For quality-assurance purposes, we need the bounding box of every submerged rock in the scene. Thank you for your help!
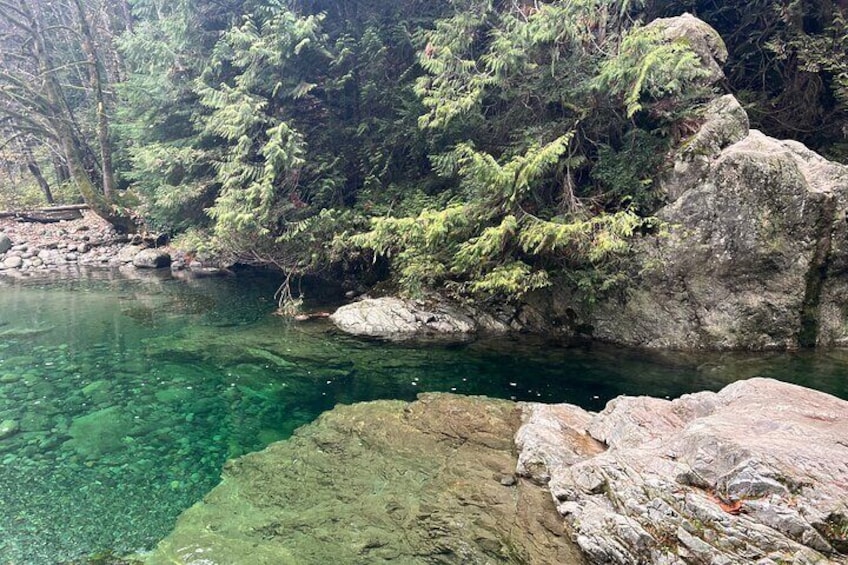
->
[0,419,20,440]
[64,406,132,458]
[330,296,506,340]
[518,378,848,564]
[147,394,584,564]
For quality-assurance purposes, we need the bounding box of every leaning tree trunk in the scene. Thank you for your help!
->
[60,134,136,232]
[26,155,54,204]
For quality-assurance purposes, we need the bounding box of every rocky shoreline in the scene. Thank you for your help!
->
[146,378,848,565]
[0,211,221,276]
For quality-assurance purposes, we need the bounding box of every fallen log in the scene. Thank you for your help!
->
[0,204,89,223]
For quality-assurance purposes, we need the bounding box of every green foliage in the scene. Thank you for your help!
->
[116,0,721,299]
[196,8,325,245]
[347,138,652,299]
[344,0,706,299]
[7,0,847,304]
[591,129,670,211]
[115,0,241,230]
[595,26,712,118]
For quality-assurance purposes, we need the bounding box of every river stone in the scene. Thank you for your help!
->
[516,378,848,564]
[0,233,10,254]
[330,296,508,340]
[2,255,22,269]
[0,419,20,440]
[146,394,585,565]
[113,244,143,264]
[132,248,172,269]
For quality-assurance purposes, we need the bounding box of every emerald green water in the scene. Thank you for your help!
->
[0,270,847,563]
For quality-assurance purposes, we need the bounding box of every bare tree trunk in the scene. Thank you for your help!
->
[53,155,70,184]
[73,0,115,200]
[119,0,133,32]
[25,151,54,204]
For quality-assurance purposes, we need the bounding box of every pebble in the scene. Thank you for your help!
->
[499,474,517,487]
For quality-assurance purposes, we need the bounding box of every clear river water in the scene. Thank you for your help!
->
[0,269,847,563]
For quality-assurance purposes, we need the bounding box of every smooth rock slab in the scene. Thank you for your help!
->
[147,394,584,565]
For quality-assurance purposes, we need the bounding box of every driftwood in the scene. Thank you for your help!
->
[0,204,88,223]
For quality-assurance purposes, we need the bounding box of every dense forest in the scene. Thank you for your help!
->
[1,0,847,305]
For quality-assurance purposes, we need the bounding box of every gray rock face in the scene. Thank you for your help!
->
[0,233,11,254]
[330,296,506,340]
[591,123,847,350]
[132,248,172,269]
[517,93,848,350]
[517,378,848,564]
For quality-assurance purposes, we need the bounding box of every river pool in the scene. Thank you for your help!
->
[0,269,846,563]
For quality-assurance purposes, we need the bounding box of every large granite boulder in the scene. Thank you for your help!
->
[515,89,848,349]
[146,394,584,564]
[589,121,847,350]
[330,296,506,340]
[0,233,11,254]
[517,378,848,564]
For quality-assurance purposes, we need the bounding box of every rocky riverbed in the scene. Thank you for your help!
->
[147,378,847,564]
